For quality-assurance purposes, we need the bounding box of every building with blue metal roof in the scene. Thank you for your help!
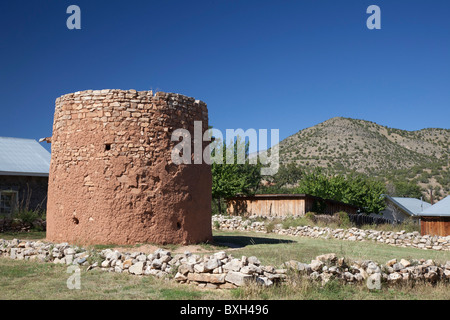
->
[417,196,450,236]
[0,137,51,177]
[0,137,50,217]
[378,195,432,222]
[418,196,450,217]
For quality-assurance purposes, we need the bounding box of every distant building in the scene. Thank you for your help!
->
[416,196,450,237]
[0,137,51,216]
[377,195,432,222]
[226,193,359,217]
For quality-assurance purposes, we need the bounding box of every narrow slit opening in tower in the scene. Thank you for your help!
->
[105,143,111,151]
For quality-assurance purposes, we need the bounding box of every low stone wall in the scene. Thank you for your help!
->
[285,253,450,286]
[0,238,284,289]
[212,215,450,251]
[1,238,449,289]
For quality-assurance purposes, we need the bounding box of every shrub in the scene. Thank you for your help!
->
[281,216,309,229]
[14,209,39,225]
[11,208,46,231]
[314,214,340,227]
[335,211,351,228]
[305,212,316,222]
[265,220,278,233]
[4,184,47,232]
[399,217,420,233]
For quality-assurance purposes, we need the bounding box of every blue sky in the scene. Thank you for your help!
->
[1,0,449,153]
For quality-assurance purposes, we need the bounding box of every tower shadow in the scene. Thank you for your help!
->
[212,235,295,249]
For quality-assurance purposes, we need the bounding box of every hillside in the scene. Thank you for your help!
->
[277,117,449,200]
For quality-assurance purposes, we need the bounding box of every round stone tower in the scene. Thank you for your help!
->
[46,89,212,245]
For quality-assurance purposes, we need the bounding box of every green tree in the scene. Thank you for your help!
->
[270,163,303,189]
[390,181,422,199]
[295,169,386,214]
[211,138,262,214]
[343,173,386,214]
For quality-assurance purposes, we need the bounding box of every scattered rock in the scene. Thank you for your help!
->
[1,236,449,291]
[386,259,397,267]
[400,259,411,268]
[310,259,324,272]
[223,259,241,272]
[225,271,253,286]
[129,261,144,275]
[212,215,450,252]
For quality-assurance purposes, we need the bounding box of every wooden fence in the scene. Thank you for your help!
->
[348,213,400,226]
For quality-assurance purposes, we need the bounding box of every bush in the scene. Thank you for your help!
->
[281,216,309,229]
[265,220,278,233]
[399,217,420,233]
[314,214,340,226]
[13,209,39,225]
[334,211,351,228]
[305,212,316,222]
[11,208,46,231]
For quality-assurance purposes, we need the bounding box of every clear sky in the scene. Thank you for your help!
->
[1,0,449,153]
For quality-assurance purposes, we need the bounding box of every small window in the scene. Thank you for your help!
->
[105,143,112,151]
[0,191,18,216]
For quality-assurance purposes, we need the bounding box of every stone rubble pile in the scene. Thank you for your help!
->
[173,251,286,289]
[212,215,450,251]
[0,238,284,289]
[284,253,450,286]
[98,248,286,289]
[213,215,267,232]
[1,239,90,265]
[1,238,449,289]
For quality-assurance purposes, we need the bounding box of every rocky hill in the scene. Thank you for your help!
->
[277,117,449,200]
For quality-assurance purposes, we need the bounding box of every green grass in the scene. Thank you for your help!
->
[0,258,225,300]
[1,256,448,300]
[0,231,46,241]
[212,230,450,266]
[2,230,449,266]
[0,229,449,300]
[233,277,450,300]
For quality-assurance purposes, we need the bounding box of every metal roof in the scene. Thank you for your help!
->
[0,137,51,177]
[418,196,450,217]
[385,195,432,216]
